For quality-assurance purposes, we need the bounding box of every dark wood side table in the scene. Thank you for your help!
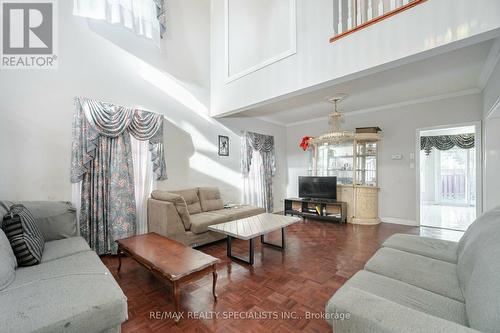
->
[116,233,219,322]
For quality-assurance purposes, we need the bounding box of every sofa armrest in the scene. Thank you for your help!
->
[147,198,185,237]
[1,201,77,241]
[328,287,479,333]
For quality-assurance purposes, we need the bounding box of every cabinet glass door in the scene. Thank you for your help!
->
[316,141,354,185]
[355,142,377,186]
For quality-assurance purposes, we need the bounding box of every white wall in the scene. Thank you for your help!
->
[483,54,500,119]
[286,94,482,225]
[0,0,286,211]
[226,0,294,79]
[483,58,500,211]
[211,0,500,116]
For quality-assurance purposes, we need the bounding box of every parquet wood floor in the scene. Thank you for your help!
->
[101,220,461,333]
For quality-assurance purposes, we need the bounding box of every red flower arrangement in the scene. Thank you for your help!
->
[299,136,313,151]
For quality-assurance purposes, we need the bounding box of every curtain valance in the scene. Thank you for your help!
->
[242,131,276,176]
[420,134,475,155]
[71,97,167,183]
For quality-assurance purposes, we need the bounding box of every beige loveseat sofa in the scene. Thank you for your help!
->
[147,187,265,247]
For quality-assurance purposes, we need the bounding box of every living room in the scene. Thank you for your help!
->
[1,0,499,332]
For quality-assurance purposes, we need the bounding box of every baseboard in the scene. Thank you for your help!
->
[380,217,418,226]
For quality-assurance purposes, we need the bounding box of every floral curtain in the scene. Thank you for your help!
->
[80,133,136,254]
[242,132,276,212]
[71,97,166,254]
[421,134,475,155]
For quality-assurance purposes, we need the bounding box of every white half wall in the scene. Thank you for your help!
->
[286,93,483,225]
[211,0,500,116]
[0,0,286,211]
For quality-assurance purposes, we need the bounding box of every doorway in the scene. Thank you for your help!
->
[418,124,480,231]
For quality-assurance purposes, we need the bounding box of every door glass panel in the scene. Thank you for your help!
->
[419,126,477,231]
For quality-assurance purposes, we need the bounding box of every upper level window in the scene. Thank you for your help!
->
[73,0,166,41]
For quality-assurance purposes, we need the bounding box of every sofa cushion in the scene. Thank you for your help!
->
[326,287,475,333]
[210,205,266,221]
[457,206,500,292]
[2,204,45,266]
[326,270,467,327]
[190,212,227,234]
[1,201,77,241]
[41,237,90,263]
[365,247,464,302]
[456,206,500,332]
[151,191,177,202]
[11,251,107,287]
[1,251,127,333]
[151,191,191,230]
[198,187,224,212]
[462,242,500,332]
[170,188,202,215]
[383,234,458,263]
[0,229,16,291]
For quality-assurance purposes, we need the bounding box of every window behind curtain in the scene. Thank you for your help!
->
[243,150,266,209]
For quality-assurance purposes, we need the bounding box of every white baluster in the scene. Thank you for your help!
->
[402,0,410,4]
[390,0,396,10]
[356,0,362,25]
[367,0,373,20]
[377,0,384,16]
[337,0,343,34]
[347,0,353,29]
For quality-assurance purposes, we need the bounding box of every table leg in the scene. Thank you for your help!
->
[227,235,232,257]
[117,247,122,272]
[260,228,286,250]
[227,236,255,265]
[212,265,218,302]
[173,281,181,323]
[249,238,254,264]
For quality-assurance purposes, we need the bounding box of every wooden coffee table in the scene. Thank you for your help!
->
[116,233,219,322]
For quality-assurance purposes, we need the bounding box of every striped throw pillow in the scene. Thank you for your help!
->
[2,204,45,266]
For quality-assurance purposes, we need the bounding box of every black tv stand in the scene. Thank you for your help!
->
[284,198,347,223]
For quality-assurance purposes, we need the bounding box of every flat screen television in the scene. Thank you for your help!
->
[299,176,337,200]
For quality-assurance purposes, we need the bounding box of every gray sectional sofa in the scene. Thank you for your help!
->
[148,187,265,247]
[0,201,127,333]
[325,206,500,333]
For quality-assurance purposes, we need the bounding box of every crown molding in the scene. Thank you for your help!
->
[285,88,481,127]
[479,37,500,90]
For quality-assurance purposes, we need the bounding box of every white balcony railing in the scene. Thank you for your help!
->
[331,0,427,42]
